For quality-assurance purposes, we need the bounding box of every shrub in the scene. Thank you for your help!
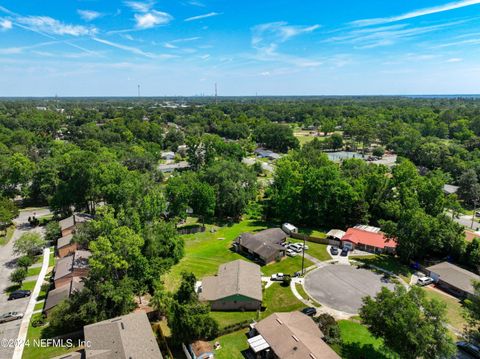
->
[32,316,46,327]
[10,268,27,285]
[372,146,385,157]
[17,255,33,269]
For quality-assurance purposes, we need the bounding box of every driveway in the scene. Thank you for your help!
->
[0,208,49,359]
[304,264,395,314]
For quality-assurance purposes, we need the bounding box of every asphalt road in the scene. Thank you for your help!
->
[0,208,49,359]
[304,264,395,314]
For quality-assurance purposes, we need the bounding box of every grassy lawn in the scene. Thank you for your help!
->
[34,302,44,311]
[290,239,330,261]
[48,250,55,267]
[350,254,413,282]
[423,287,467,334]
[295,283,322,307]
[335,320,398,359]
[298,227,328,238]
[22,313,79,359]
[210,329,249,359]
[27,266,42,277]
[163,220,311,291]
[0,224,15,246]
[21,280,37,291]
[210,281,305,329]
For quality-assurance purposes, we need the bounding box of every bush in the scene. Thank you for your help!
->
[10,268,27,285]
[17,255,33,269]
[32,316,46,327]
[281,276,292,287]
[372,146,385,157]
[313,313,341,344]
[45,221,61,244]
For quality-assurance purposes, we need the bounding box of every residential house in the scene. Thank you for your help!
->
[83,311,162,359]
[235,228,287,265]
[426,262,480,299]
[443,184,459,195]
[158,161,190,173]
[254,148,281,161]
[326,229,346,240]
[341,225,396,254]
[44,277,84,316]
[57,234,78,258]
[199,259,262,311]
[59,213,93,237]
[248,312,340,359]
[53,250,91,288]
[161,151,175,161]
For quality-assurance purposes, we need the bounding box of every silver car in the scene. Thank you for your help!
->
[0,312,24,324]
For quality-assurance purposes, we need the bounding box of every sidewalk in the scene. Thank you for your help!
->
[12,246,50,359]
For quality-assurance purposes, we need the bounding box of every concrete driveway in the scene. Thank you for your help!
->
[0,208,49,359]
[304,264,395,314]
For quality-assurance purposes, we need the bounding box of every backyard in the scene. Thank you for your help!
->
[334,320,399,359]
[163,219,313,291]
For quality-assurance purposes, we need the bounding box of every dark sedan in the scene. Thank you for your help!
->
[8,290,31,300]
[330,246,339,255]
[301,307,317,316]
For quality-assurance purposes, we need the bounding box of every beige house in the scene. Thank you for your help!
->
[249,312,340,359]
[199,259,262,311]
[53,250,91,288]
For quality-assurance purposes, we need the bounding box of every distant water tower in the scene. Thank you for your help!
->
[137,84,141,97]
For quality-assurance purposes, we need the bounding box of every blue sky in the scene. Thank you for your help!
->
[1,0,480,96]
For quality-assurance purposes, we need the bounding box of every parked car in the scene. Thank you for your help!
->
[271,273,284,281]
[301,307,317,317]
[0,312,23,324]
[340,248,349,256]
[330,246,339,255]
[286,249,297,257]
[8,290,31,300]
[294,243,309,250]
[457,341,480,358]
[417,277,434,286]
[288,244,303,253]
[476,211,480,218]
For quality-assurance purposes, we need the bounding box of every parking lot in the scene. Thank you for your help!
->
[304,263,396,314]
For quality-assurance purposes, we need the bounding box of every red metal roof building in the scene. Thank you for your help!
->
[341,226,396,254]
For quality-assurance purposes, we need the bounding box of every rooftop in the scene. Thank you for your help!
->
[199,259,262,302]
[54,250,91,281]
[254,312,340,359]
[44,277,84,312]
[57,234,74,249]
[84,311,162,359]
[427,262,480,296]
[342,227,396,249]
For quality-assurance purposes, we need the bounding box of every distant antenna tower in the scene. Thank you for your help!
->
[137,84,141,98]
[215,83,218,104]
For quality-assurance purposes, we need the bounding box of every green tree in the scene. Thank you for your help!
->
[458,169,480,208]
[0,197,18,230]
[464,281,480,343]
[253,122,299,152]
[10,268,27,285]
[45,221,61,244]
[13,232,45,257]
[190,182,215,226]
[17,255,33,270]
[360,286,456,359]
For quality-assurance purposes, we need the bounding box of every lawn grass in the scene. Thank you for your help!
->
[350,254,414,282]
[335,320,398,359]
[423,287,467,334]
[210,329,249,359]
[295,283,322,307]
[22,313,80,359]
[34,302,44,311]
[210,281,305,329]
[262,282,304,317]
[298,227,328,238]
[48,250,55,267]
[163,219,311,291]
[21,280,37,292]
[0,224,15,245]
[290,239,330,261]
[27,266,42,277]
[210,311,259,329]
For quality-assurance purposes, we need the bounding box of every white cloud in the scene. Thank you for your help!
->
[447,57,463,62]
[124,1,154,13]
[77,10,102,22]
[184,12,221,22]
[134,10,172,29]
[252,22,320,47]
[0,40,58,55]
[17,16,97,36]
[164,42,177,49]
[93,37,155,57]
[351,0,480,27]
[0,19,12,30]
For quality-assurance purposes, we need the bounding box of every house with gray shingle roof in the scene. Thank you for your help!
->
[84,311,162,359]
[199,259,262,311]
[234,228,287,265]
[53,250,91,288]
[44,277,84,316]
[426,261,480,298]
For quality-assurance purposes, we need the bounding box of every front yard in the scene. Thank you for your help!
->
[350,254,414,282]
